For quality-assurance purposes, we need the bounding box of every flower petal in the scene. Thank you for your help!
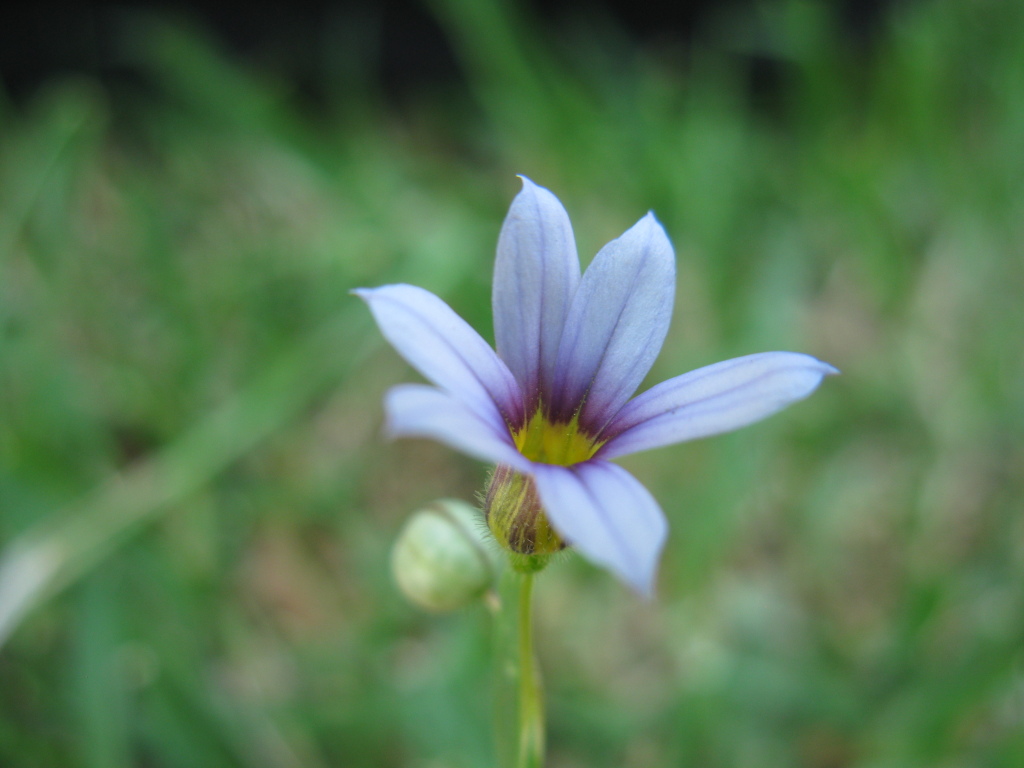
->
[384,384,531,472]
[531,461,667,596]
[493,177,581,409]
[354,284,524,427]
[549,213,675,430]
[599,352,838,459]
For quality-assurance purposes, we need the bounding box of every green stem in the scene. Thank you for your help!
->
[492,568,545,768]
[516,572,544,768]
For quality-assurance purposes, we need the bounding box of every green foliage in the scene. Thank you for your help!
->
[2,1,1023,765]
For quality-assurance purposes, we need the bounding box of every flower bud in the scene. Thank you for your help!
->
[484,464,565,573]
[391,499,497,612]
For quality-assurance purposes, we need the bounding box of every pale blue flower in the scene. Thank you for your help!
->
[355,178,836,595]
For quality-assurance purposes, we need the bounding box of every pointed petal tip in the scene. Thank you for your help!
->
[513,175,550,201]
[511,175,558,205]
[351,284,403,301]
[802,354,840,378]
[618,561,659,606]
[626,210,674,257]
[510,176,575,215]
[504,177,571,227]
[625,564,659,599]
[639,208,667,230]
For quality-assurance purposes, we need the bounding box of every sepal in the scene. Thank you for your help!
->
[483,464,565,570]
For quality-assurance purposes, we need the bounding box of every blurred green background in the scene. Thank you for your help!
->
[2,1,1023,766]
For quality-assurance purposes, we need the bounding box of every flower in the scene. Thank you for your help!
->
[355,178,837,595]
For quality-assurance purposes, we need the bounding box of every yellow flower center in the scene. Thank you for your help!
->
[512,407,605,465]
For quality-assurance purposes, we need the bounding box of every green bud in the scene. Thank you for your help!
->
[483,464,565,573]
[391,499,497,612]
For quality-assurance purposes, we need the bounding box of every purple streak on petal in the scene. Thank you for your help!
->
[493,177,581,411]
[354,284,524,427]
[384,384,532,472]
[598,352,838,459]
[549,213,675,431]
[531,461,667,596]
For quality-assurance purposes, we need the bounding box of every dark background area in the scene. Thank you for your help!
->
[2,0,895,107]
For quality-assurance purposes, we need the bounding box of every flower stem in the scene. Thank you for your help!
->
[516,571,544,768]
[492,568,545,768]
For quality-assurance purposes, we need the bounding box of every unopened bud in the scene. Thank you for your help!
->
[391,499,497,612]
[483,464,565,573]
